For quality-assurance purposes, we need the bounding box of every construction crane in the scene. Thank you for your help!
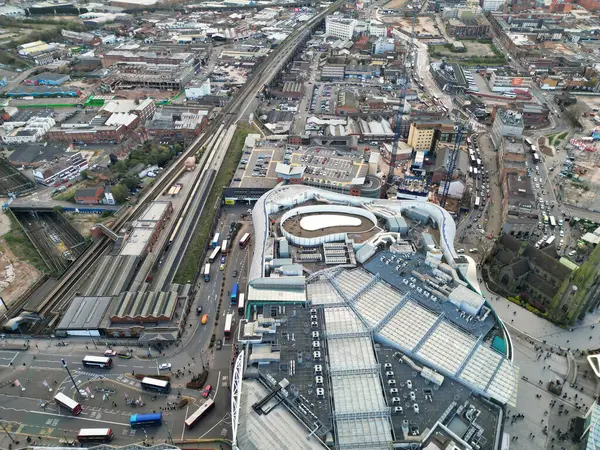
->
[439,115,470,208]
[386,0,419,187]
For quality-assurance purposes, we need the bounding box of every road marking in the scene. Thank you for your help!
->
[199,413,229,439]
[28,409,129,426]
[214,370,221,400]
[133,366,144,368]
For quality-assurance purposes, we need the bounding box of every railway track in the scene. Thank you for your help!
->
[20,1,340,325]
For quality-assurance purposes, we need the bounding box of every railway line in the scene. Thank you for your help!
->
[8,0,341,327]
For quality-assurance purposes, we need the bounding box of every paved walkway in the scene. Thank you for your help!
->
[479,277,600,351]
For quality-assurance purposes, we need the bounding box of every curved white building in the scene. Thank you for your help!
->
[242,185,518,450]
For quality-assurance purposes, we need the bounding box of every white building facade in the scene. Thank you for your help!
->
[482,0,505,11]
[184,79,211,100]
[2,117,56,145]
[325,17,357,40]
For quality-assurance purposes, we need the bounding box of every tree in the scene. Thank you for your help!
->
[121,176,139,190]
[111,184,129,203]
[563,103,587,128]
[80,170,89,179]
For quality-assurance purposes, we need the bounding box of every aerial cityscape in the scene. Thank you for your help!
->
[1,0,600,448]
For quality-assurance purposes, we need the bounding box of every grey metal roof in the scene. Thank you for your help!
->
[56,296,112,330]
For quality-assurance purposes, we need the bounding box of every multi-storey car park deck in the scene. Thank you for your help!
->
[234,184,518,450]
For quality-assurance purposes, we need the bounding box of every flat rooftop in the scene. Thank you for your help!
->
[307,266,519,407]
[377,346,502,445]
[286,146,368,186]
[363,251,494,337]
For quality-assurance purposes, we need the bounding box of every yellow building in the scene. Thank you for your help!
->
[408,122,436,151]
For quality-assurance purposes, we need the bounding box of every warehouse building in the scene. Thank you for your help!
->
[6,86,81,98]
[24,72,71,86]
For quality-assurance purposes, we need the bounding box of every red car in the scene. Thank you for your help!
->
[487,235,493,239]
[202,385,212,398]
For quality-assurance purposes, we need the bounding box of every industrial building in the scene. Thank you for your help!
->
[6,86,81,98]
[32,152,88,185]
[146,107,209,142]
[23,72,71,86]
[109,63,195,90]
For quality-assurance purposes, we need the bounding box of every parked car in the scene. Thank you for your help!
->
[104,350,117,357]
[196,306,203,316]
[216,339,222,350]
[118,352,132,359]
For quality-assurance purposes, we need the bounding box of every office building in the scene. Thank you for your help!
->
[491,109,524,149]
[325,16,357,39]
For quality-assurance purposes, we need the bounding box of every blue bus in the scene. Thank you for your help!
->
[231,283,239,304]
[130,413,163,429]
[211,233,220,249]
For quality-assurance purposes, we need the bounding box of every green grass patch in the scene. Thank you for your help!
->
[52,188,76,202]
[547,134,556,146]
[174,123,255,284]
[557,132,568,140]
[2,211,49,274]
[0,49,28,69]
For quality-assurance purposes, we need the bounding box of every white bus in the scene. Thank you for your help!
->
[140,377,171,393]
[82,356,112,369]
[224,313,234,339]
[221,239,228,254]
[239,233,251,248]
[546,235,556,246]
[77,429,114,443]
[474,197,481,208]
[204,263,211,282]
[549,216,556,227]
[184,399,215,430]
[55,392,82,415]
[238,293,245,316]
[208,247,220,263]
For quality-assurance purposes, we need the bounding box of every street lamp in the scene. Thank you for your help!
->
[87,329,97,350]
[61,359,80,396]
[0,419,15,444]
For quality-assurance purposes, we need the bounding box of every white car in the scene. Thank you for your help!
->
[158,363,172,370]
